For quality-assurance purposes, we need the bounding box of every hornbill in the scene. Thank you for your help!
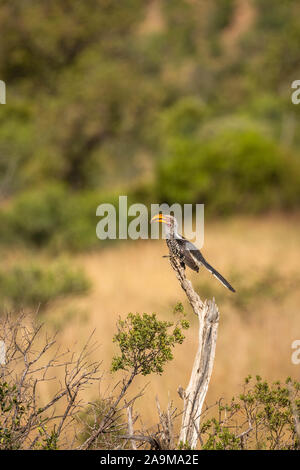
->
[151,214,235,293]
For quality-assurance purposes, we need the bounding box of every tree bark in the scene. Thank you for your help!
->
[168,256,219,449]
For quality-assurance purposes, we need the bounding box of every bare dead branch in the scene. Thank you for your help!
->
[168,255,219,449]
[126,406,137,450]
[119,434,162,450]
[0,312,101,450]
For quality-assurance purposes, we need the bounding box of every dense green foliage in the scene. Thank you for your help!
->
[157,123,300,213]
[0,183,147,251]
[0,260,90,310]
[0,1,299,250]
[200,376,300,450]
[0,183,108,250]
[0,379,59,450]
[0,381,26,450]
[111,308,189,376]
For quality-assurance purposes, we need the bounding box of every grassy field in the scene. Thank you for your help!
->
[7,213,300,434]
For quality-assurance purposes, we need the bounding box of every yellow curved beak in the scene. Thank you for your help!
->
[150,214,168,224]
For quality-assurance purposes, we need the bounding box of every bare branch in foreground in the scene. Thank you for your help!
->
[126,406,137,450]
[0,312,101,450]
[168,255,219,449]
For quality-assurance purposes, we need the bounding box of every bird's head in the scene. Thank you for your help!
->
[150,214,177,231]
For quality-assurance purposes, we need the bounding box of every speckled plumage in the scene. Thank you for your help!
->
[154,214,235,293]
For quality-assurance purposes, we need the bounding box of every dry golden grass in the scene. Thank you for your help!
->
[5,213,300,433]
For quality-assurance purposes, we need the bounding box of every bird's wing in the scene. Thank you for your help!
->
[175,237,199,272]
[183,250,200,272]
[174,236,235,292]
[177,237,235,292]
[191,249,235,292]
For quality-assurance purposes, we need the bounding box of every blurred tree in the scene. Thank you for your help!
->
[0,0,163,190]
[241,0,300,90]
[0,102,34,198]
[157,124,300,214]
[0,0,145,89]
[0,0,300,215]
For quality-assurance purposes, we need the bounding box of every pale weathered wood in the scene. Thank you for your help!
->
[168,255,219,449]
[155,395,175,450]
[126,406,137,450]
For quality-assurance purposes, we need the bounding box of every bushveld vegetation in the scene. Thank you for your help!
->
[0,2,300,250]
[0,313,299,450]
[0,0,299,450]
[0,260,90,311]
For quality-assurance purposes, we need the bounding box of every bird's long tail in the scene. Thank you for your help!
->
[201,258,235,293]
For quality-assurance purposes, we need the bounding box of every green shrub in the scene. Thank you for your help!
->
[2,183,68,247]
[200,376,300,450]
[77,399,128,450]
[0,184,122,251]
[111,309,190,376]
[0,103,35,198]
[49,189,116,252]
[160,97,208,140]
[209,0,235,32]
[157,128,300,214]
[0,261,90,311]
